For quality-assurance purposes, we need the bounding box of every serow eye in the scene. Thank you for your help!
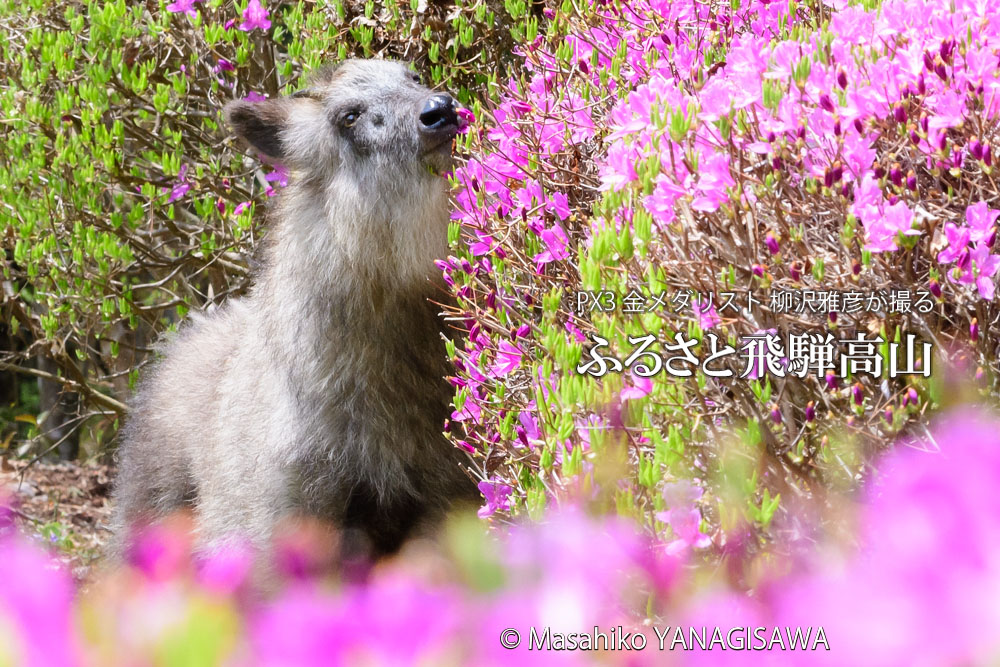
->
[342,111,359,128]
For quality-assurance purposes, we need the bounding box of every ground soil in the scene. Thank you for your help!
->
[0,457,114,582]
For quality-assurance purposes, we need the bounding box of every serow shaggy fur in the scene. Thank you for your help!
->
[110,60,477,562]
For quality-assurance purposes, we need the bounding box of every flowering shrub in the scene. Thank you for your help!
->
[444,0,1000,557]
[3,407,1000,664]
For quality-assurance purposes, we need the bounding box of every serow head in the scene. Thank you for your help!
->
[224,59,463,183]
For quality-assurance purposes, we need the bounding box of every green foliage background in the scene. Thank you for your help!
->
[0,0,535,456]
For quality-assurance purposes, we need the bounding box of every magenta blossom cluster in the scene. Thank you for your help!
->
[598,0,1000,299]
[445,0,805,514]
[168,0,271,33]
[447,0,1000,524]
[3,409,1000,664]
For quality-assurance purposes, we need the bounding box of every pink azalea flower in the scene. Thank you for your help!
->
[885,200,918,236]
[977,275,997,301]
[598,142,638,191]
[456,107,475,135]
[243,91,268,102]
[265,163,289,188]
[548,192,570,221]
[564,318,586,343]
[239,0,271,32]
[518,410,541,445]
[620,373,652,400]
[467,233,496,256]
[166,181,190,203]
[166,0,199,17]
[865,200,916,253]
[165,163,190,203]
[532,225,570,270]
[697,78,736,121]
[927,88,966,130]
[450,398,482,423]
[644,175,683,227]
[954,242,1000,300]
[477,480,513,518]
[937,221,970,264]
[490,340,522,377]
[691,151,735,213]
[514,180,543,214]
[851,173,883,222]
[841,132,877,177]
[692,299,721,330]
[965,201,999,244]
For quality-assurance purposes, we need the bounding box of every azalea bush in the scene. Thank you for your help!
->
[4,406,1000,664]
[444,0,1000,567]
[0,0,530,456]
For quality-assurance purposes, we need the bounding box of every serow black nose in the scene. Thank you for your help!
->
[419,95,458,131]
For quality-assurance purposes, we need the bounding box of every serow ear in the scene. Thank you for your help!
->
[224,98,290,161]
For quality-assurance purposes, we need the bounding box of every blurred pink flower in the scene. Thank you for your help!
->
[265,163,289,188]
[126,522,191,582]
[777,409,1000,665]
[692,299,721,329]
[166,0,199,18]
[195,544,253,595]
[0,536,77,667]
[165,163,190,203]
[657,481,711,553]
[564,317,586,343]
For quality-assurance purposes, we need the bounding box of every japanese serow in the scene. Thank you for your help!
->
[111,59,477,563]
